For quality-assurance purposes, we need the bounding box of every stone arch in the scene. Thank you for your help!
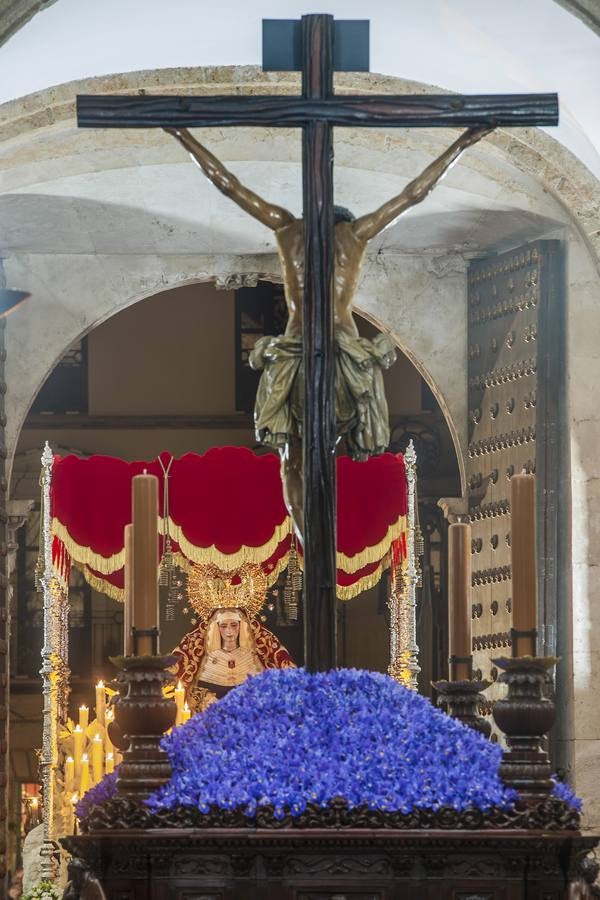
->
[355,304,465,490]
[3,65,599,481]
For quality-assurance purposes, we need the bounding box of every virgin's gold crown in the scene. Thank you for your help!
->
[186,562,267,621]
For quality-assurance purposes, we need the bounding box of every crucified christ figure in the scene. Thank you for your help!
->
[166,126,492,538]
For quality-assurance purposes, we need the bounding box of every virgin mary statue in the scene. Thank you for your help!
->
[172,563,295,713]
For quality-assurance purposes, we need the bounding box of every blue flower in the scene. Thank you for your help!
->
[551,776,582,811]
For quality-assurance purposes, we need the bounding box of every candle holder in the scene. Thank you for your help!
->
[110,653,177,800]
[491,655,557,802]
[432,678,492,737]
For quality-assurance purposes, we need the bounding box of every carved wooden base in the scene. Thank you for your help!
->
[61,826,599,900]
[432,678,492,737]
[492,655,556,801]
[110,654,177,799]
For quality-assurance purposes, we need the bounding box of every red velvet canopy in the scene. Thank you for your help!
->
[50,447,408,601]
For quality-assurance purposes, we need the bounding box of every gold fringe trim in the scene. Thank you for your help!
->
[52,516,292,575]
[163,516,291,571]
[336,514,407,573]
[52,519,126,574]
[336,558,390,601]
[74,550,290,604]
[55,512,405,591]
[75,563,124,602]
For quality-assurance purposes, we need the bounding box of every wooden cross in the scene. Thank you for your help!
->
[77,15,557,674]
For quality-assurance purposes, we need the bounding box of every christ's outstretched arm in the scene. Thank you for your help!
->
[165,128,295,231]
[352,126,494,242]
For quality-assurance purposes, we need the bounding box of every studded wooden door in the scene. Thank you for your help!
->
[467,240,564,720]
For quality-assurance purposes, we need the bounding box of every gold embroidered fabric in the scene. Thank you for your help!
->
[196,647,264,687]
[173,617,295,708]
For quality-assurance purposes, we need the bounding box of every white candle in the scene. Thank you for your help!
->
[511,473,537,656]
[174,681,185,726]
[78,705,89,731]
[65,756,75,793]
[80,754,91,796]
[104,707,115,757]
[91,733,104,784]
[124,523,134,655]
[73,725,84,781]
[95,681,106,728]
[132,474,159,655]
[448,523,472,680]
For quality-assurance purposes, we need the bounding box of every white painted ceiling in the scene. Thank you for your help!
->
[0,157,565,257]
[1,0,600,181]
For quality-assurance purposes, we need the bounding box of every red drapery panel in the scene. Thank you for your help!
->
[50,448,407,601]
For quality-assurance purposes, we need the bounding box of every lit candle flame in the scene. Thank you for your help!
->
[97,680,104,689]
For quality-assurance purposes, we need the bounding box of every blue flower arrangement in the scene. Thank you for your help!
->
[76,669,582,822]
[148,668,515,817]
[76,769,118,821]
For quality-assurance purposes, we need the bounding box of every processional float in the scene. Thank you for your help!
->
[30,11,599,899]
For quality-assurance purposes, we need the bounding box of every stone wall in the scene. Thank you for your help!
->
[564,230,600,828]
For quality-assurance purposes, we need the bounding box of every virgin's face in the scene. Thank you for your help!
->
[219,617,240,649]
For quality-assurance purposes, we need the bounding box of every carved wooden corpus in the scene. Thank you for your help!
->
[110,654,177,799]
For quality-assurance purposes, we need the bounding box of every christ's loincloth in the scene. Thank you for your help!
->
[249,331,397,460]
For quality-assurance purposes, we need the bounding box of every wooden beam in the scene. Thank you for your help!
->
[301,14,337,673]
[77,92,559,129]
[22,413,253,430]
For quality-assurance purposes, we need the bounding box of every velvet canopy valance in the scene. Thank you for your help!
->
[50,447,408,601]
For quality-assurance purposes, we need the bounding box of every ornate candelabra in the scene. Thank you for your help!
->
[38,443,59,880]
[388,440,421,690]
